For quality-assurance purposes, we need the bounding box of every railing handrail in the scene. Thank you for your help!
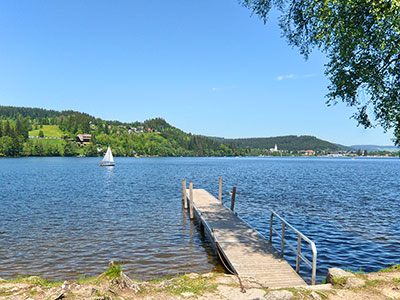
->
[269,210,318,285]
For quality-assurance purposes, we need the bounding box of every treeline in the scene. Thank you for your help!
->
[0,118,81,157]
[2,105,368,158]
[212,135,343,152]
[0,106,264,157]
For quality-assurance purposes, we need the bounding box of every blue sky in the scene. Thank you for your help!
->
[0,0,394,145]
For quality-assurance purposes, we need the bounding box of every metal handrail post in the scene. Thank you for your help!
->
[269,214,273,242]
[269,210,318,285]
[281,223,285,256]
[296,234,301,273]
[311,242,317,285]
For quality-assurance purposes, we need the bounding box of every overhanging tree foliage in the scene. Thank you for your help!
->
[241,0,400,145]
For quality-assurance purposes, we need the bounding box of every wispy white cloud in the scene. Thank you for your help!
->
[211,86,234,92]
[276,73,318,81]
[277,74,296,81]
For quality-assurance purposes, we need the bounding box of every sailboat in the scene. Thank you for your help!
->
[100,146,115,166]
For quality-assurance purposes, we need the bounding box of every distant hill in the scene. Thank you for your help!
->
[210,135,343,152]
[350,145,398,152]
[3,105,393,157]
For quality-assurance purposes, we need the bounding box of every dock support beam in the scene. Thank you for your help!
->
[182,179,187,208]
[189,182,194,219]
[218,177,222,203]
[230,186,236,212]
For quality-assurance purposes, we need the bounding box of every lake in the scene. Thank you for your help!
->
[0,157,399,283]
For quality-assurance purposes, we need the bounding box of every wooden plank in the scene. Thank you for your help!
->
[186,188,307,288]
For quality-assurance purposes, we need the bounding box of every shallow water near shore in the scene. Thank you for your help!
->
[0,157,399,283]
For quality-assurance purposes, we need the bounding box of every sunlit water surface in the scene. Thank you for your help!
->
[0,157,399,283]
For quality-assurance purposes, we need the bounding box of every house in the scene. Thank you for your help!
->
[301,150,315,155]
[76,134,92,145]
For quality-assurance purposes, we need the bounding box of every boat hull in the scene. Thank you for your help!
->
[100,162,115,167]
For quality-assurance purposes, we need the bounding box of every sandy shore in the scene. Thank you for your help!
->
[1,264,399,300]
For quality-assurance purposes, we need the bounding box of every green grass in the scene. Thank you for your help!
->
[378,265,400,273]
[163,275,217,296]
[104,264,122,280]
[29,289,38,296]
[76,276,98,284]
[393,278,400,283]
[29,125,65,137]
[31,139,65,146]
[330,276,349,286]
[7,276,63,287]
[365,279,386,287]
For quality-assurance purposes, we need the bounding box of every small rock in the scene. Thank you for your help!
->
[326,268,355,284]
[310,291,322,300]
[345,277,365,288]
[265,290,294,300]
[186,273,199,279]
[301,284,332,291]
[181,292,196,298]
[201,272,214,279]
[61,280,71,290]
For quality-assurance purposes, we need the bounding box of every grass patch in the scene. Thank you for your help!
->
[393,278,400,283]
[7,276,63,287]
[30,289,38,296]
[0,287,14,296]
[29,125,65,137]
[365,279,386,287]
[31,139,66,146]
[104,264,122,280]
[163,275,217,296]
[379,265,400,273]
[77,276,98,285]
[331,276,348,287]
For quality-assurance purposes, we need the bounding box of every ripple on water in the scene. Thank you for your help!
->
[0,157,399,283]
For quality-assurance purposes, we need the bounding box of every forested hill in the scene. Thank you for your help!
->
[0,105,239,157]
[211,135,343,152]
[0,105,343,157]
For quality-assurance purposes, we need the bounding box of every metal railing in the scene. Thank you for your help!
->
[269,211,317,285]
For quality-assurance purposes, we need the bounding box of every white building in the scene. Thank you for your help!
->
[269,144,278,152]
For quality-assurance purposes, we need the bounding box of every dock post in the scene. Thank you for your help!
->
[182,179,187,209]
[189,182,194,219]
[218,177,222,203]
[230,186,236,212]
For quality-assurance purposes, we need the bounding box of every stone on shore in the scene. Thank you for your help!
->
[201,272,214,279]
[310,291,322,300]
[345,277,366,288]
[265,290,294,300]
[326,268,355,284]
[186,272,200,279]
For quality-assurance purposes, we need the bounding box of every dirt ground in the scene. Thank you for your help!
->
[0,266,399,300]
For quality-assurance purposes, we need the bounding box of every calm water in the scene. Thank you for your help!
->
[0,157,399,283]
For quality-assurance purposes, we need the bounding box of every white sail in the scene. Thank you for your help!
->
[102,146,114,163]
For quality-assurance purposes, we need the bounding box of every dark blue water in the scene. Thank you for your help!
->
[0,157,399,283]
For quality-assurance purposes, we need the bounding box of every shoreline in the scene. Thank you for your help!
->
[1,264,399,300]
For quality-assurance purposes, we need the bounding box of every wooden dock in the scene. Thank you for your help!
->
[186,188,307,288]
